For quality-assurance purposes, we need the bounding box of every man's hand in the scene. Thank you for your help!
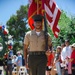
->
[25,63,29,69]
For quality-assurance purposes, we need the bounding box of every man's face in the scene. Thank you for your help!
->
[65,41,69,46]
[34,21,42,29]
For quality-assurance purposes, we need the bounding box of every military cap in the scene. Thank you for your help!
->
[32,14,44,21]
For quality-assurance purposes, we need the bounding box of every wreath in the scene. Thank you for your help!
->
[0,25,8,57]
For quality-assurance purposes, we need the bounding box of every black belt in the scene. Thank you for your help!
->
[29,51,45,55]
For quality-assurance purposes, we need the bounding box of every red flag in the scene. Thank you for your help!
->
[42,0,61,38]
[28,0,43,29]
[0,26,2,29]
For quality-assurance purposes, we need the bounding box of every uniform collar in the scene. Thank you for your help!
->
[32,29,44,35]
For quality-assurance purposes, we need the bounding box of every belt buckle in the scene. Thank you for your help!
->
[35,52,39,55]
[34,52,36,55]
[29,51,45,55]
[34,52,40,55]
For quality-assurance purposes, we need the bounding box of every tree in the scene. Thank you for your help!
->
[0,26,8,57]
[6,5,29,54]
[6,5,75,52]
[66,18,75,43]
[48,10,74,48]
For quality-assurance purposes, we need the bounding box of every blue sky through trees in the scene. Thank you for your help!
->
[0,0,75,25]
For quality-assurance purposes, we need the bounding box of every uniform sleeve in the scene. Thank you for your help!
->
[24,32,30,46]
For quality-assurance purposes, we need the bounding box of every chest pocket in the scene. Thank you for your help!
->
[29,34,37,47]
[40,36,45,43]
[29,33,45,46]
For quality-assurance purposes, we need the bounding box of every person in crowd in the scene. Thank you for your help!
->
[61,43,65,50]
[46,51,54,75]
[0,57,4,75]
[3,53,8,75]
[54,46,62,75]
[60,43,65,75]
[61,39,72,75]
[12,55,17,70]
[16,51,23,71]
[24,14,52,75]
[21,55,25,66]
[67,43,75,75]
[7,48,13,75]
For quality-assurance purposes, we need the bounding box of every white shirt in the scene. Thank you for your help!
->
[61,46,72,62]
[36,32,40,36]
[12,57,17,64]
[17,55,22,66]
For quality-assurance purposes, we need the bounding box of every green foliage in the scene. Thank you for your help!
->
[6,5,29,54]
[66,18,75,43]
[6,5,75,52]
[0,30,7,57]
[48,10,75,48]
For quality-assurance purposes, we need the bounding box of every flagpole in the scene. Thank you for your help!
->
[37,0,39,14]
[44,13,48,51]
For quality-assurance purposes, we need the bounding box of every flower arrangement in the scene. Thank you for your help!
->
[0,25,12,57]
[0,25,8,35]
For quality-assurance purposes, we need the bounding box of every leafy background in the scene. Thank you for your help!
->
[0,5,75,57]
